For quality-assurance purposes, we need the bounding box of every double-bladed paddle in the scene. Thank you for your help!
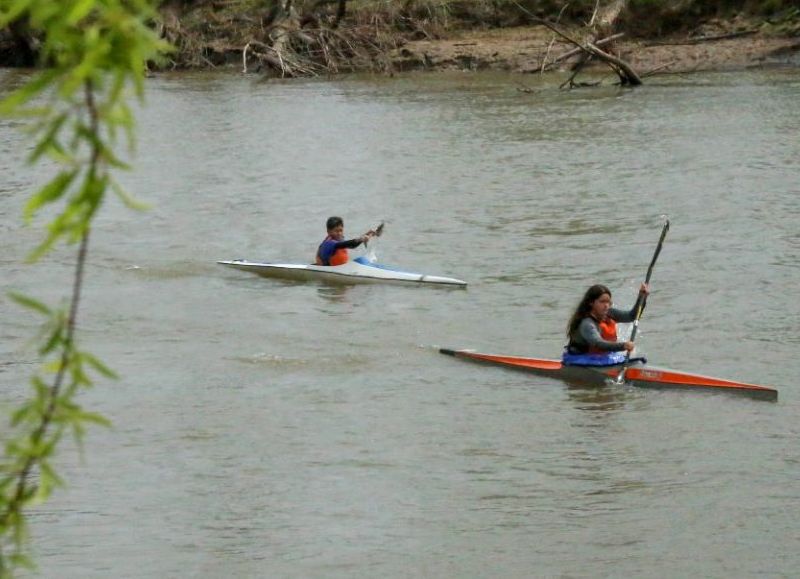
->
[365,221,384,245]
[615,218,670,384]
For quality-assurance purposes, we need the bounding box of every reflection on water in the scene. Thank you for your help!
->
[565,382,630,411]
[316,284,353,302]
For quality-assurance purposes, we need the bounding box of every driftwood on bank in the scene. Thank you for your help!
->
[532,32,624,73]
[238,0,396,77]
[150,0,396,75]
[537,16,642,87]
[516,0,643,88]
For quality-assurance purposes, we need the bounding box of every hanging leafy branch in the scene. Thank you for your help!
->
[0,1,169,575]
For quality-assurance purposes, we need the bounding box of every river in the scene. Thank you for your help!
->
[1,68,799,578]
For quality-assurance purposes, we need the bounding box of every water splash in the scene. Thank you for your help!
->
[364,244,379,262]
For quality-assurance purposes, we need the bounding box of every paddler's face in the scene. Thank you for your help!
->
[328,225,344,240]
[591,293,612,319]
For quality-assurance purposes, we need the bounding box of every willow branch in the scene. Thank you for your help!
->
[0,81,97,529]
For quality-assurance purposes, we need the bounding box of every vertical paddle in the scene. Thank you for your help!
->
[615,218,670,384]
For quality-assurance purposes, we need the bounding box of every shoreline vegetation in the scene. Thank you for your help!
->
[2,1,799,83]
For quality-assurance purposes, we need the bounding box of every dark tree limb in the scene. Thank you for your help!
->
[586,42,642,85]
[532,33,624,73]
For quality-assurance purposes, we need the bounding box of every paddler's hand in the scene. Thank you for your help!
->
[622,341,636,352]
[639,283,650,296]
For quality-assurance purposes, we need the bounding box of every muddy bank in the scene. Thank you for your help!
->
[394,26,800,75]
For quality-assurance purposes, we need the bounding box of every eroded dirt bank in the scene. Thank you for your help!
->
[391,25,800,75]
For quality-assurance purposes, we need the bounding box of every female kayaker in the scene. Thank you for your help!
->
[315,216,377,266]
[566,283,650,354]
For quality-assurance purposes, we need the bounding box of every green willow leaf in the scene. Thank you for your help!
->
[9,552,36,571]
[7,292,52,316]
[27,112,69,163]
[0,0,34,27]
[10,403,36,428]
[39,461,64,490]
[39,324,65,356]
[109,177,149,211]
[80,351,118,379]
[75,410,111,428]
[65,0,95,26]
[22,170,79,223]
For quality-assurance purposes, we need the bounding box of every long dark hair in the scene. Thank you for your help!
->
[566,284,611,337]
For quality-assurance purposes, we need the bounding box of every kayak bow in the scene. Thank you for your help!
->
[439,348,778,401]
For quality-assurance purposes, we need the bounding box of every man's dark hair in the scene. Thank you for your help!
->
[326,216,343,230]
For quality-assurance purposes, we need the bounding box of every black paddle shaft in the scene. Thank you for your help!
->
[643,219,670,286]
[616,219,670,383]
[629,219,670,343]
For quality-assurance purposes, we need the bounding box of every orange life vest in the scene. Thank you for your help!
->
[589,317,618,354]
[315,236,349,266]
[328,248,348,266]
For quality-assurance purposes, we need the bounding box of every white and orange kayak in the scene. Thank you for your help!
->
[439,348,778,401]
[218,256,467,287]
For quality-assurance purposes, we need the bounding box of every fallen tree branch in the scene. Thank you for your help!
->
[532,33,624,73]
[513,0,642,87]
[587,42,642,85]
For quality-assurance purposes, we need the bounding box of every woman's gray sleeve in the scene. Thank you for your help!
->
[578,318,626,352]
[610,293,646,323]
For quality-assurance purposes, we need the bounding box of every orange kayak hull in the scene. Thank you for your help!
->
[439,349,778,401]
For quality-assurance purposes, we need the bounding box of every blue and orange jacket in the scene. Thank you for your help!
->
[315,236,365,266]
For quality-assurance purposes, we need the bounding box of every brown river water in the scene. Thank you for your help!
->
[1,68,799,577]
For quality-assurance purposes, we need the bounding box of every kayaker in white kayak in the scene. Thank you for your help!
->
[566,283,650,354]
[315,216,377,266]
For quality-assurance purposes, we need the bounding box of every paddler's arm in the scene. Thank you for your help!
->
[610,283,650,323]
[333,232,375,250]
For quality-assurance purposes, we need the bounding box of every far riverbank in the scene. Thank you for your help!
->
[151,1,800,78]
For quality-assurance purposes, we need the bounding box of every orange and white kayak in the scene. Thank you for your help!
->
[439,348,778,401]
